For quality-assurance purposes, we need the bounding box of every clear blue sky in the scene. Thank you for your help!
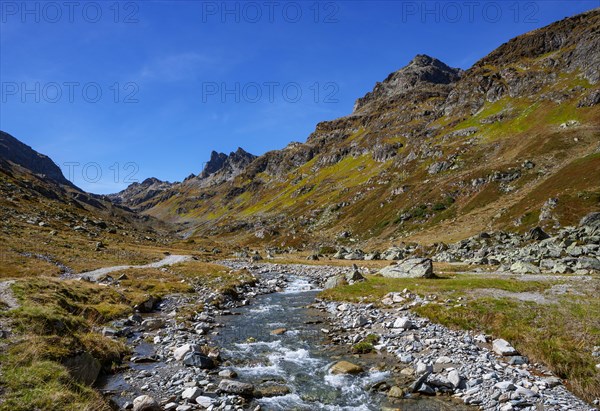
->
[1,1,598,193]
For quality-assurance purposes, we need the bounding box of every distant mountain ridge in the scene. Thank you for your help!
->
[108,147,257,210]
[5,9,600,248]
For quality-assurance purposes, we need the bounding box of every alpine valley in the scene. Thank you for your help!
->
[0,9,599,411]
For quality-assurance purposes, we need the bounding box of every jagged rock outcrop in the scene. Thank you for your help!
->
[197,148,256,185]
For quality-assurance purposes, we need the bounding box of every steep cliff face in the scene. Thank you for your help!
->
[1,131,75,188]
[120,9,600,247]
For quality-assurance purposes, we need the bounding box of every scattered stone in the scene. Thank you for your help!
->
[181,386,202,401]
[492,339,519,356]
[330,360,363,375]
[132,395,161,411]
[218,379,254,396]
[387,386,405,398]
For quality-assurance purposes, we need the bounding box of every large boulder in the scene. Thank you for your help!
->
[379,258,434,278]
[333,248,349,259]
[527,227,550,241]
[218,379,254,396]
[345,264,365,283]
[330,360,363,374]
[132,395,161,411]
[382,247,404,261]
[510,261,541,274]
[173,344,199,361]
[134,295,161,313]
[253,383,291,398]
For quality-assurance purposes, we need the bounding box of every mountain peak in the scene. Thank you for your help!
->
[199,147,256,180]
[353,55,462,112]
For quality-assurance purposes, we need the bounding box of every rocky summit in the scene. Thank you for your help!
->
[1,7,600,411]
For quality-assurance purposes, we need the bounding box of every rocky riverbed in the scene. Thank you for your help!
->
[97,260,598,411]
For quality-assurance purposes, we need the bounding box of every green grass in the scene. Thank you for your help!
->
[0,359,110,411]
[318,274,550,302]
[0,260,249,410]
[351,341,375,354]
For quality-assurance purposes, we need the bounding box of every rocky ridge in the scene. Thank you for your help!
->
[110,9,600,246]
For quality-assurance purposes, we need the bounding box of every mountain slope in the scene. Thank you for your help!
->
[0,132,175,277]
[1,131,76,188]
[117,9,600,248]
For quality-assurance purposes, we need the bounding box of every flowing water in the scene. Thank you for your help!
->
[214,277,470,411]
[100,276,472,410]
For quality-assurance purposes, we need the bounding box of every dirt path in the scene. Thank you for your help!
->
[77,254,194,281]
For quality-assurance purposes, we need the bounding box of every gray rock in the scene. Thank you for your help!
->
[173,344,199,361]
[543,376,562,388]
[132,395,161,411]
[575,257,600,271]
[410,372,431,392]
[181,386,202,400]
[346,265,365,282]
[195,396,215,407]
[392,317,414,330]
[494,381,516,391]
[379,258,434,278]
[141,318,164,331]
[323,275,347,289]
[415,361,433,375]
[510,261,540,274]
[507,355,528,365]
[218,369,238,378]
[580,212,600,228]
[218,379,254,396]
[182,352,215,369]
[527,227,550,241]
[493,339,518,356]
[448,369,463,388]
